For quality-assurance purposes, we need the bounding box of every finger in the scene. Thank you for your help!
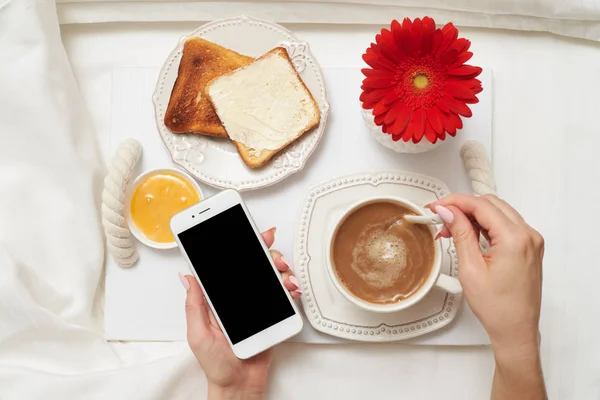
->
[480,194,525,225]
[434,205,486,270]
[283,271,303,299]
[430,194,516,238]
[261,227,277,249]
[207,307,221,331]
[270,249,290,272]
[282,271,301,292]
[182,273,211,341]
[436,217,483,241]
[435,225,451,239]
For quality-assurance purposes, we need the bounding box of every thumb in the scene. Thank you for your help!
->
[434,205,484,270]
[180,273,210,343]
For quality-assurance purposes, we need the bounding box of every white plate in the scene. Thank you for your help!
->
[152,16,330,191]
[295,170,462,342]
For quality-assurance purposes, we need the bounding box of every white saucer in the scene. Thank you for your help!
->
[152,16,330,191]
[294,170,462,342]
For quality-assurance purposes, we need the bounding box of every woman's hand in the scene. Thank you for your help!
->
[429,194,547,399]
[179,227,301,400]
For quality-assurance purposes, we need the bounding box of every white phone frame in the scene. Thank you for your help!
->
[170,189,303,359]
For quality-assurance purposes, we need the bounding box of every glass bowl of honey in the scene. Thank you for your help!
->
[126,168,203,249]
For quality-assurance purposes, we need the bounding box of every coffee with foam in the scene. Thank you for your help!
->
[332,201,435,305]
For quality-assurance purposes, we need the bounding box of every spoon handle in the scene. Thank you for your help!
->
[404,214,443,225]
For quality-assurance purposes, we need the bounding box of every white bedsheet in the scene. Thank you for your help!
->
[2,0,600,399]
[54,0,600,41]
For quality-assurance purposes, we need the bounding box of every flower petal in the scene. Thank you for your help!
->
[363,47,396,72]
[439,110,457,135]
[392,134,402,142]
[436,98,451,113]
[462,78,484,94]
[361,68,394,78]
[420,16,436,55]
[424,120,438,143]
[383,89,399,105]
[439,49,459,66]
[448,38,471,56]
[430,29,443,55]
[363,76,395,89]
[412,108,426,143]
[399,18,414,55]
[426,107,444,134]
[389,105,411,136]
[378,29,403,65]
[445,99,472,118]
[402,122,414,142]
[448,112,463,134]
[383,100,403,125]
[411,18,423,55]
[390,20,407,59]
[448,65,482,78]
[446,81,478,101]
[360,86,387,99]
[448,51,473,69]
[374,113,386,126]
[436,22,458,58]
[373,98,393,117]
[368,45,398,70]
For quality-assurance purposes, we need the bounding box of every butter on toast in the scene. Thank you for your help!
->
[164,37,253,137]
[206,47,320,168]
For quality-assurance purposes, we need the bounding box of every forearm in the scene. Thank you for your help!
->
[208,383,264,400]
[491,343,547,400]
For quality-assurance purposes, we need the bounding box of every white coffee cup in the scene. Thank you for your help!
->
[326,196,462,313]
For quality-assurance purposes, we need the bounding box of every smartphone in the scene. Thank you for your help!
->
[170,189,303,359]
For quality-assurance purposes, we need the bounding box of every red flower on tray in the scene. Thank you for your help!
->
[360,17,483,144]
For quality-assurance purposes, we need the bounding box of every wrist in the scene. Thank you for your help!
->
[492,337,540,368]
[490,325,540,363]
[208,382,264,400]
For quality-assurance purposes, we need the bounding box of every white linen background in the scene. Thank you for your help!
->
[2,0,600,399]
[56,0,600,41]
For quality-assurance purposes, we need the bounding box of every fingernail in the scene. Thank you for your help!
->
[289,275,300,289]
[295,289,303,296]
[434,226,444,240]
[424,202,433,209]
[434,205,454,224]
[281,257,292,270]
[269,226,277,234]
[178,272,190,291]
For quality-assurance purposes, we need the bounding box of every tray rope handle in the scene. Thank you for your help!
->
[102,139,142,268]
[460,140,496,251]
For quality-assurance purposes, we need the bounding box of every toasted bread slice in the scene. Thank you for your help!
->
[164,37,253,137]
[206,47,320,168]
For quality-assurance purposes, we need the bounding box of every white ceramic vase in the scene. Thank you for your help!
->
[361,108,446,154]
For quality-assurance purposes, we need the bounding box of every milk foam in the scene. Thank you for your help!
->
[350,218,415,289]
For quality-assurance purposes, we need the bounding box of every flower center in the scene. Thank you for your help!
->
[392,58,446,109]
[413,74,429,89]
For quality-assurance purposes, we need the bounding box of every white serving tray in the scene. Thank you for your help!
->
[105,66,492,345]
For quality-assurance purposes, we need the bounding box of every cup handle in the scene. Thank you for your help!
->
[434,273,462,294]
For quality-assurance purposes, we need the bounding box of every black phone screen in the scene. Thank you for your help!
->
[178,204,295,344]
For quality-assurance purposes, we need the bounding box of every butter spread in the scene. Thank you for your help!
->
[208,52,317,152]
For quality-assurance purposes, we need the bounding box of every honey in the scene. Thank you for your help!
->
[130,171,200,243]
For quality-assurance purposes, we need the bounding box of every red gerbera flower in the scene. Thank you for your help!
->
[360,17,483,144]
